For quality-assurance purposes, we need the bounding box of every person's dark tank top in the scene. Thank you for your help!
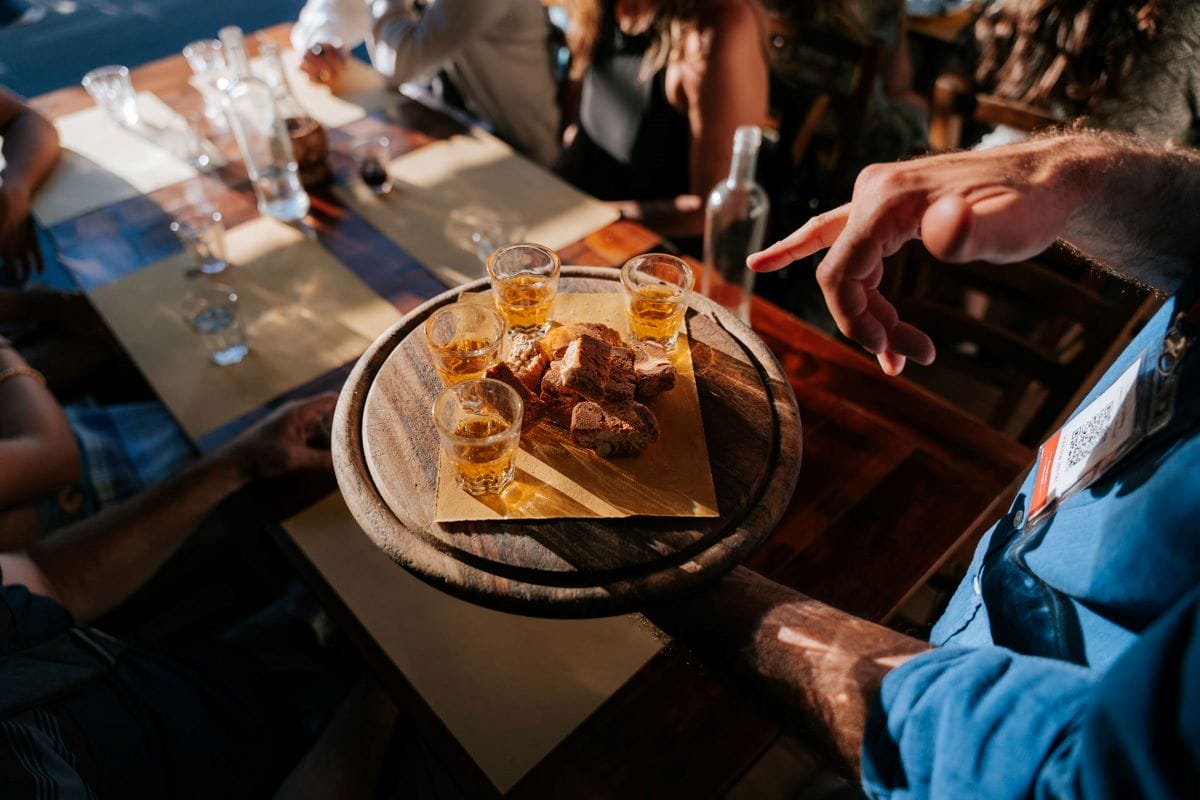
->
[563,8,692,200]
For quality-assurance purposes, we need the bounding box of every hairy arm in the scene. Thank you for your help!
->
[0,340,79,510]
[1061,135,1200,285]
[0,394,335,623]
[645,567,929,775]
[0,86,60,282]
[748,132,1200,374]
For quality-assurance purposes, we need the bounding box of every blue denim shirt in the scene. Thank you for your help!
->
[862,287,1200,798]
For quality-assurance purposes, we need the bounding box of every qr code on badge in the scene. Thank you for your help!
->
[1065,401,1115,470]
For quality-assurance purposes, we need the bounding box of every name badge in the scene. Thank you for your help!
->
[1028,306,1194,524]
[1030,357,1142,521]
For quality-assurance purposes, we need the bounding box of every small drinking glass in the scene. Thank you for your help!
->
[424,304,505,385]
[179,112,219,170]
[353,136,393,195]
[621,253,694,349]
[180,283,249,366]
[81,65,139,127]
[182,39,229,130]
[445,205,527,262]
[486,243,560,339]
[171,210,228,275]
[433,377,524,496]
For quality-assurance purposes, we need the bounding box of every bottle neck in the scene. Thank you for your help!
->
[259,46,306,119]
[218,27,251,81]
[727,142,760,187]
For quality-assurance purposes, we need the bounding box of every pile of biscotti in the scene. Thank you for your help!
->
[484,322,677,457]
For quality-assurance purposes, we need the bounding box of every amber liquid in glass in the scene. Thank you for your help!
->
[447,414,518,494]
[628,284,686,347]
[432,335,498,385]
[495,275,554,336]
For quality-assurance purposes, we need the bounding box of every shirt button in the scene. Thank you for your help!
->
[1012,509,1025,528]
[973,573,982,595]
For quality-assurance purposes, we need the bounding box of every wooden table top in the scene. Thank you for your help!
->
[32,24,1032,796]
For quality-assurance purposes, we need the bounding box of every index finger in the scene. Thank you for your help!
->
[747,205,851,273]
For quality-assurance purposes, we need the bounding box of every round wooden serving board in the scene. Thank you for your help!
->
[333,267,802,617]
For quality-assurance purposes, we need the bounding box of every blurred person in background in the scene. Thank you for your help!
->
[0,85,114,389]
[0,332,78,547]
[553,0,768,239]
[0,330,194,547]
[965,0,1199,148]
[758,0,927,215]
[292,0,561,166]
[724,1,927,325]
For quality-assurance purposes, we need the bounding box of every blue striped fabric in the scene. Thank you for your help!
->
[0,711,96,799]
[35,402,194,533]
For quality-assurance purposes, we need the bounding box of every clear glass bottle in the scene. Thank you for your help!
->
[218,25,251,86]
[257,40,332,189]
[218,26,310,222]
[702,125,769,324]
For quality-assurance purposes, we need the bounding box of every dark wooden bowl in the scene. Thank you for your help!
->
[332,266,802,617]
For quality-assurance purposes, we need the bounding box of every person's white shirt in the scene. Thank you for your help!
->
[292,0,560,166]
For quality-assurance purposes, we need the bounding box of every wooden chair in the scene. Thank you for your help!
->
[929,72,1064,150]
[882,241,1160,446]
[762,11,885,188]
[756,12,887,316]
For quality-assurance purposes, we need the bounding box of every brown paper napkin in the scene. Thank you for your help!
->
[88,217,400,440]
[283,493,663,793]
[33,93,198,227]
[333,130,620,287]
[434,292,719,521]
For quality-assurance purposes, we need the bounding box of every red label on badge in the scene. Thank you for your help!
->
[1030,430,1060,518]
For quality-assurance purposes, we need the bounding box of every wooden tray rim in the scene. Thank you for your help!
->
[332,266,803,617]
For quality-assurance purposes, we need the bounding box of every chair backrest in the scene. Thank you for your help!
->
[763,9,888,241]
[762,11,885,184]
[929,72,1064,151]
[882,241,1160,446]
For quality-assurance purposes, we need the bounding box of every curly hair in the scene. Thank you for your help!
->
[973,0,1164,114]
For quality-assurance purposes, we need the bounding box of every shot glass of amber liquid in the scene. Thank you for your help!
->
[433,378,524,495]
[621,253,694,349]
[424,304,506,385]
[485,243,560,338]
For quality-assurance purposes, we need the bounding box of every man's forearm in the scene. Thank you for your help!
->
[25,450,248,623]
[645,567,930,776]
[1058,133,1200,291]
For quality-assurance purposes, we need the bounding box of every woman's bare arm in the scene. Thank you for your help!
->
[621,0,768,238]
[0,339,79,512]
[682,0,769,200]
